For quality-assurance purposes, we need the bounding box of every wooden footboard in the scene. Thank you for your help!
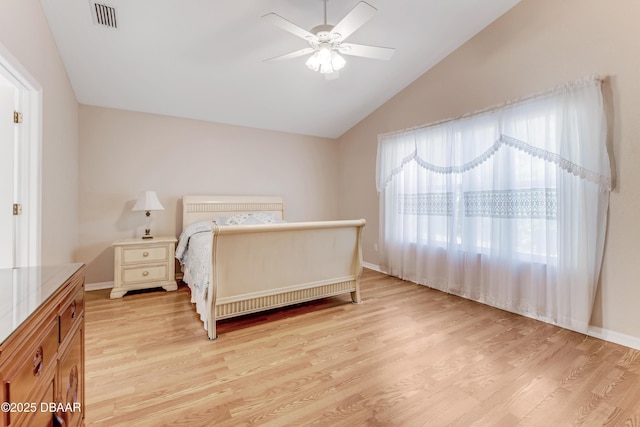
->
[206,219,365,339]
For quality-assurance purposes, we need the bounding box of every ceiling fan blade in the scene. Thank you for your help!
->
[264,47,316,62]
[330,1,377,41]
[338,43,395,60]
[263,13,317,42]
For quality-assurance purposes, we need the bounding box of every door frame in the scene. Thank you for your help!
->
[0,41,42,267]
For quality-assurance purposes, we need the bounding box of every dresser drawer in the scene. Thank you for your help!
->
[58,326,83,427]
[20,378,55,427]
[122,264,169,284]
[3,318,58,412]
[122,246,169,264]
[59,285,84,346]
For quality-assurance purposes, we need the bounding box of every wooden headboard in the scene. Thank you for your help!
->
[182,195,286,229]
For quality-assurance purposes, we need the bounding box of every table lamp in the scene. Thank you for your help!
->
[132,191,164,239]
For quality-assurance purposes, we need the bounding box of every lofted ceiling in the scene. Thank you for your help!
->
[40,0,521,139]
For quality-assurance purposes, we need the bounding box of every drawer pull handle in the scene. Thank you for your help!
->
[33,346,43,377]
[66,365,79,406]
[143,251,149,257]
[55,394,69,426]
[71,300,76,319]
[142,271,149,277]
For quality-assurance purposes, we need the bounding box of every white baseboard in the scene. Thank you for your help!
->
[362,262,382,272]
[588,326,640,351]
[85,281,113,291]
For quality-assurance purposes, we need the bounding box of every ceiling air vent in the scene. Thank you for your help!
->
[90,1,118,29]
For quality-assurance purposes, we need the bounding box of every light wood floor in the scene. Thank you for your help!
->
[84,269,640,426]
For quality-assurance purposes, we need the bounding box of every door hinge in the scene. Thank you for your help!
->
[13,203,22,215]
[13,111,22,124]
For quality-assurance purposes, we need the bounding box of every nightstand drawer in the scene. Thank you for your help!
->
[121,265,169,284]
[122,246,169,264]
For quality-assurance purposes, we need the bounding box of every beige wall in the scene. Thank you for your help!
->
[4,0,637,343]
[78,105,339,284]
[338,0,640,341]
[0,0,79,265]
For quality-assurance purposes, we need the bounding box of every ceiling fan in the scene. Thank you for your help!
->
[263,0,395,79]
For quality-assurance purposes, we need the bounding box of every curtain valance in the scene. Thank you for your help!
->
[377,78,611,192]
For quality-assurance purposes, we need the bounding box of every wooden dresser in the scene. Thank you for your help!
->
[0,263,85,427]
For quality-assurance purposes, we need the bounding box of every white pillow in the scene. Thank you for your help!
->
[223,212,275,225]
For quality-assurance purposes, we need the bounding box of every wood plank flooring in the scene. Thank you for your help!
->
[84,269,640,426]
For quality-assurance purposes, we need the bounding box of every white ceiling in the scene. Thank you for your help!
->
[40,0,521,139]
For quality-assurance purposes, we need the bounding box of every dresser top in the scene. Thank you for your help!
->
[0,263,84,345]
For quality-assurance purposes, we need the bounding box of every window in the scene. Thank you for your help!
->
[376,79,611,333]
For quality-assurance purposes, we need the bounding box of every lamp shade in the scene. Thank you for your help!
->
[132,191,164,212]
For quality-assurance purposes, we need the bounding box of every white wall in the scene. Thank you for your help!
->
[0,0,79,265]
[338,0,640,345]
[77,105,340,284]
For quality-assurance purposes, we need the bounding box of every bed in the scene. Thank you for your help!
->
[177,195,366,340]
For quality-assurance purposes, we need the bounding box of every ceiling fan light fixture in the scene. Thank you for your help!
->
[330,51,346,71]
[306,48,346,74]
[317,45,332,61]
[320,61,334,74]
[305,52,321,71]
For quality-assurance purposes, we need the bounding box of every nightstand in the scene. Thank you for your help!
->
[111,236,177,299]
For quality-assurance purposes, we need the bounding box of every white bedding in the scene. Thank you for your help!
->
[175,220,215,328]
[180,231,212,294]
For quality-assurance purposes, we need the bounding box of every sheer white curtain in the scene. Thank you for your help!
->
[376,79,611,333]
